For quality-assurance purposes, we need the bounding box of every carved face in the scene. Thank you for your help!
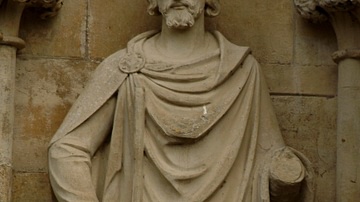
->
[157,0,206,29]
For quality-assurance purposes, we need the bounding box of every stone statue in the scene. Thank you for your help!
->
[48,0,314,201]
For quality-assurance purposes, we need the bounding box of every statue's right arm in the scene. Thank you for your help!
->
[48,95,117,202]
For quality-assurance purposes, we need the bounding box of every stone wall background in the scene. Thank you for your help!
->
[11,0,338,201]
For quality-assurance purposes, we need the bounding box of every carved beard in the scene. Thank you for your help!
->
[160,1,203,29]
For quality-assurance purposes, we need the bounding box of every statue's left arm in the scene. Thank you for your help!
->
[249,54,313,201]
[268,147,306,202]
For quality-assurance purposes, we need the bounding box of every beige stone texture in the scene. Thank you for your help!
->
[0,46,16,172]
[209,0,294,64]
[18,0,87,58]
[272,96,337,202]
[8,0,339,201]
[294,15,338,66]
[12,172,54,202]
[13,58,96,172]
[88,0,161,59]
[0,165,12,202]
[48,25,313,200]
[294,1,360,201]
[262,63,337,96]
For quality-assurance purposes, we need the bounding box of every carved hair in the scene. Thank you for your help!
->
[147,0,220,17]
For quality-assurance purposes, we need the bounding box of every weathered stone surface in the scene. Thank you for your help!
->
[0,45,18,202]
[13,58,97,172]
[7,0,340,201]
[88,0,161,59]
[262,63,338,96]
[294,2,360,201]
[89,0,294,64]
[0,46,16,171]
[18,0,87,58]
[0,165,12,202]
[294,15,338,66]
[272,96,337,202]
[12,172,54,202]
[48,0,316,199]
[16,0,64,19]
[210,0,294,64]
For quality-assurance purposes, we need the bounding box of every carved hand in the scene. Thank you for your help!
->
[269,148,305,202]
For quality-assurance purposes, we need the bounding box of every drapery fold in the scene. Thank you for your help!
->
[49,31,314,202]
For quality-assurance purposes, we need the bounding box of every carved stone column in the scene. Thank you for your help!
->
[0,0,62,200]
[294,1,360,201]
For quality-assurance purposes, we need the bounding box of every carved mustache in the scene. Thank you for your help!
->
[162,0,196,12]
[170,1,191,8]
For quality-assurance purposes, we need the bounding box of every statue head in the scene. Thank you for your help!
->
[147,0,220,29]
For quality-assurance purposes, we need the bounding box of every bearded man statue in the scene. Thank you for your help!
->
[48,0,314,201]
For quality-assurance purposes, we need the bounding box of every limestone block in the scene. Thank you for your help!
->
[262,63,337,96]
[209,0,294,64]
[271,96,337,202]
[12,172,54,202]
[294,15,338,66]
[18,0,87,58]
[0,165,11,202]
[13,58,97,172]
[88,0,161,59]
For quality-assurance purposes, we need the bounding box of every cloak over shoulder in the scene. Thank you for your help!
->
[49,31,314,202]
[50,31,158,144]
[50,30,251,145]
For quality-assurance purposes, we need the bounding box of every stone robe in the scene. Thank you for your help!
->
[49,31,314,202]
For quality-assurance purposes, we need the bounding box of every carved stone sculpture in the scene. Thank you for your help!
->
[48,0,314,201]
[13,0,63,18]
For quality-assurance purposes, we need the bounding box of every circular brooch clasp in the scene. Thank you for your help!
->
[118,52,145,73]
